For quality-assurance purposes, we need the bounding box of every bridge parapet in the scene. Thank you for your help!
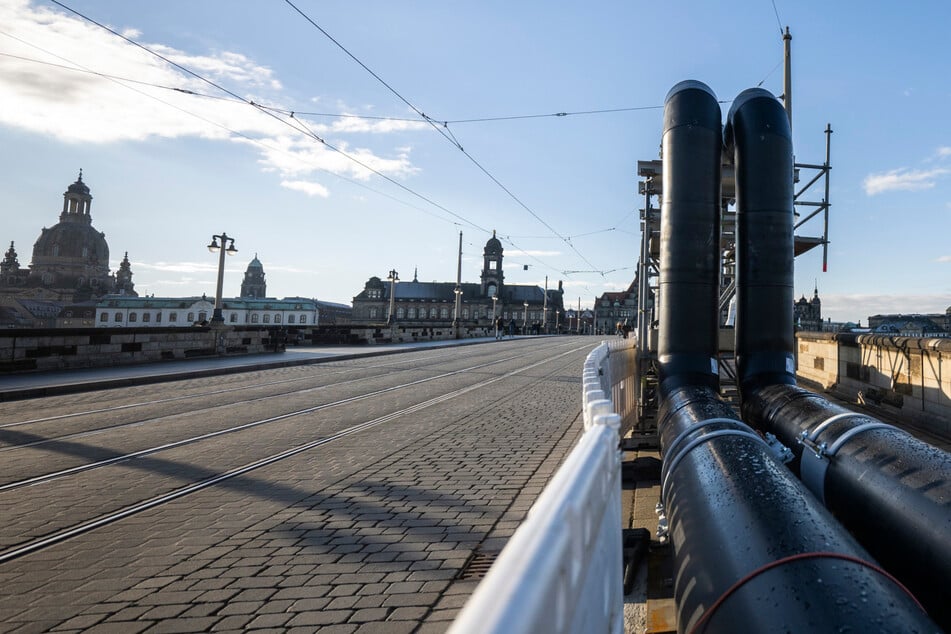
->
[796,331,951,436]
[451,339,632,634]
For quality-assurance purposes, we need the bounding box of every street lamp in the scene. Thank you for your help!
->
[491,295,498,337]
[207,232,237,323]
[386,269,399,324]
[556,310,561,332]
[523,301,529,335]
[452,286,462,336]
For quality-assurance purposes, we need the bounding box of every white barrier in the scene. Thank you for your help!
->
[450,340,634,634]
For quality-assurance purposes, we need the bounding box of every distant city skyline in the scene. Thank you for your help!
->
[1,0,949,322]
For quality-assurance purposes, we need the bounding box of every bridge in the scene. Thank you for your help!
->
[4,81,951,632]
[0,336,598,632]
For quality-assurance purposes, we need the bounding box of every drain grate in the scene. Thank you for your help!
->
[457,549,501,580]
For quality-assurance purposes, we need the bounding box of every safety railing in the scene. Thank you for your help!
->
[449,338,635,634]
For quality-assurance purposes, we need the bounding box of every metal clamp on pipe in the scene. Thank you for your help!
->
[662,427,768,503]
[800,419,905,504]
[797,411,866,454]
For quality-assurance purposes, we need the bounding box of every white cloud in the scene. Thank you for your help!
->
[936,255,951,263]
[134,261,243,274]
[281,180,330,198]
[863,167,951,195]
[0,0,421,194]
[938,147,951,158]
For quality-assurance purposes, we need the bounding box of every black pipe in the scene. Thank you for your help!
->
[724,88,797,394]
[743,383,951,628]
[657,82,938,633]
[658,386,937,633]
[658,80,722,394]
[727,87,950,629]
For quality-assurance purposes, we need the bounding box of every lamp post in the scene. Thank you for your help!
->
[556,310,560,333]
[523,301,529,335]
[491,295,498,338]
[386,269,399,324]
[207,232,237,323]
[452,287,463,337]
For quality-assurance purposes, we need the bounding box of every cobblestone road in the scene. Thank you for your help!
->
[0,337,597,633]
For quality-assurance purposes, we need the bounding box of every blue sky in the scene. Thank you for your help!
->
[1,0,949,322]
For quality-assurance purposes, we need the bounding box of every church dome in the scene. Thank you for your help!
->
[484,230,503,255]
[247,256,264,270]
[32,222,109,263]
[25,172,112,300]
[66,175,90,196]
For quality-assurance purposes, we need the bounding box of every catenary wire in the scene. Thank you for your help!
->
[281,0,607,277]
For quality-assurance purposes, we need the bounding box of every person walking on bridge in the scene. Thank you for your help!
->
[495,316,505,340]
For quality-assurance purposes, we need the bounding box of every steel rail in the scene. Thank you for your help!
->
[0,346,565,491]
[0,343,591,565]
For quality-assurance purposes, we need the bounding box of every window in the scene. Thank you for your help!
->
[487,284,497,297]
[288,314,296,324]
[430,307,438,318]
[369,308,378,319]
[440,308,449,319]
[251,314,259,323]
[299,315,307,324]
[114,313,122,322]
[156,313,162,323]
[274,314,281,324]
[396,307,405,319]
[462,308,469,319]
[229,313,237,323]
[187,312,195,322]
[489,261,498,270]
[198,312,207,322]
[142,313,150,323]
[169,312,177,322]
[408,307,416,319]
[100,313,108,322]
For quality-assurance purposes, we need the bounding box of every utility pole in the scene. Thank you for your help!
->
[783,26,792,133]
[453,231,462,337]
[542,275,548,331]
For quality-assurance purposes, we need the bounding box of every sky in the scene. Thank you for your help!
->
[1,0,949,323]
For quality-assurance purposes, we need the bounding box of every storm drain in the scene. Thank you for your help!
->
[457,549,501,580]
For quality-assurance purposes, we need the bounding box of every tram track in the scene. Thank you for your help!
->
[0,348,475,431]
[0,341,592,565]
[0,348,516,455]
[0,348,538,491]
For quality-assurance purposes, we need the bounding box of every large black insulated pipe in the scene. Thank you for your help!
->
[657,80,722,394]
[724,88,797,394]
[743,383,951,628]
[657,82,937,633]
[727,88,951,629]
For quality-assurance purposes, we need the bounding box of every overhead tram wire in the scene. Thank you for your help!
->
[281,0,609,278]
[0,32,463,230]
[47,0,491,233]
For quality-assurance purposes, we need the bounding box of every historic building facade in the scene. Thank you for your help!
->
[0,172,135,302]
[241,255,267,298]
[0,173,141,327]
[95,294,318,328]
[352,232,564,333]
[594,278,638,335]
[794,285,822,331]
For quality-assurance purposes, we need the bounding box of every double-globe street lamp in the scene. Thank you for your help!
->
[207,232,237,323]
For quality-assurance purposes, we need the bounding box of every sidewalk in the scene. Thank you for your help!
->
[0,336,528,402]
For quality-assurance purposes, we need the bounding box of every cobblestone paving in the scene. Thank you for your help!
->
[1,339,595,632]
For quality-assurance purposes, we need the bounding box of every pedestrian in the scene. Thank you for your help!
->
[508,318,516,337]
[495,316,505,340]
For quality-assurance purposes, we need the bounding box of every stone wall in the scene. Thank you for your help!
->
[796,332,951,437]
[0,326,286,373]
[352,324,494,345]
